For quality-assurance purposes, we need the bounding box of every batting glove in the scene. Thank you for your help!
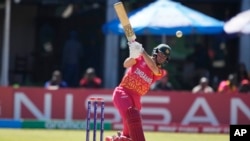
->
[128,41,144,58]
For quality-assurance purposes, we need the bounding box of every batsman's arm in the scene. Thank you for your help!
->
[141,51,161,75]
[123,57,136,68]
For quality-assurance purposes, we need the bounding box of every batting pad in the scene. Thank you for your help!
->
[126,107,146,141]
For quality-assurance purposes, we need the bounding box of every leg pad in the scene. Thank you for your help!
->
[126,107,145,141]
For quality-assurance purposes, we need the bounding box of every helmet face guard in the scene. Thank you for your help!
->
[152,44,171,65]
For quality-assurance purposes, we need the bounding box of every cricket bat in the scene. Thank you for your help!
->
[114,2,136,42]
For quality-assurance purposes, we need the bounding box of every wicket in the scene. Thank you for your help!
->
[86,97,105,141]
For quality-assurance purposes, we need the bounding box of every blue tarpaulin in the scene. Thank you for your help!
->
[102,0,224,36]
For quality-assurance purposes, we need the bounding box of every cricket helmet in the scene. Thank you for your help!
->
[152,44,171,63]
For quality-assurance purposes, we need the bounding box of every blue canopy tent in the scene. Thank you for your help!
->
[102,0,224,38]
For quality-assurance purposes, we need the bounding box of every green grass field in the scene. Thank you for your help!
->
[0,129,229,141]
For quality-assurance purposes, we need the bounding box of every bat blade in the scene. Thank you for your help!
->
[114,2,136,42]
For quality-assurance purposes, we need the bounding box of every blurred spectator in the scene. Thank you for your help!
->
[236,63,249,86]
[79,67,102,88]
[44,70,68,90]
[151,70,173,91]
[181,54,196,90]
[217,73,238,93]
[62,30,84,87]
[210,42,227,88]
[192,77,214,94]
[190,43,211,86]
[238,79,250,93]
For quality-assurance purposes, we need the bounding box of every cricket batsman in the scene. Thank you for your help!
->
[106,41,171,141]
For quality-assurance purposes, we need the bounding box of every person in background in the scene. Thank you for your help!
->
[236,63,249,86]
[190,43,211,86]
[192,77,214,94]
[106,41,171,141]
[44,70,68,90]
[238,79,250,93]
[150,70,173,90]
[79,67,102,88]
[62,30,84,87]
[217,73,238,93]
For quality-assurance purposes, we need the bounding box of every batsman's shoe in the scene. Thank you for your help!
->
[105,132,120,141]
[106,136,132,141]
[105,135,120,141]
[119,136,132,141]
[105,136,113,141]
[105,131,124,141]
[115,131,132,141]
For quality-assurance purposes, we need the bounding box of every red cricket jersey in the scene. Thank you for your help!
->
[119,56,165,96]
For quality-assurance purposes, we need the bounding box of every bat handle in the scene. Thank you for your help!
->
[127,35,136,43]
